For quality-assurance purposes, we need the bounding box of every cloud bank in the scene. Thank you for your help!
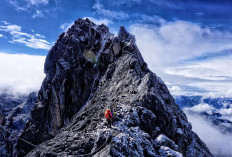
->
[186,112,232,157]
[0,52,45,95]
[93,2,129,20]
[129,20,232,97]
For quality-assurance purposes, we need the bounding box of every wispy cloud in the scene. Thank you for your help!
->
[184,102,232,121]
[60,22,73,31]
[1,21,10,25]
[129,20,232,97]
[164,55,232,97]
[0,21,52,50]
[130,21,232,66]
[104,0,142,7]
[8,0,49,11]
[0,52,45,95]
[7,0,57,19]
[93,2,129,20]
[28,0,49,6]
[165,56,232,81]
[186,112,232,156]
[133,14,165,25]
[0,24,22,32]
[0,34,3,38]
[35,33,45,38]
[168,85,190,96]
[60,17,113,32]
[32,10,44,18]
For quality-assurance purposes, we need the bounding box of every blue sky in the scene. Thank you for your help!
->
[0,0,232,97]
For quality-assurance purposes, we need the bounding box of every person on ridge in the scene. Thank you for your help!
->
[110,106,115,117]
[105,108,113,128]
[110,106,116,121]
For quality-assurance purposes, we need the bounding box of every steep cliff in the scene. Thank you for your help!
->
[17,18,212,157]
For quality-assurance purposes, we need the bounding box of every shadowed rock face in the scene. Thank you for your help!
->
[17,18,212,157]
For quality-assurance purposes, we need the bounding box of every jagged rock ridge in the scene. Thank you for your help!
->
[17,18,212,157]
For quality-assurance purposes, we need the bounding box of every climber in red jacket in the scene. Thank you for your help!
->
[105,108,113,128]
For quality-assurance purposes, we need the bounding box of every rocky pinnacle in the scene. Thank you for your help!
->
[16,18,212,157]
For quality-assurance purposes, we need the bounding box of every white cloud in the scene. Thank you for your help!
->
[28,0,49,6]
[93,2,129,20]
[1,21,10,25]
[8,0,28,11]
[11,36,52,49]
[164,55,232,97]
[184,100,232,121]
[165,55,232,81]
[35,33,45,38]
[60,22,73,31]
[0,23,52,50]
[0,24,22,32]
[168,85,187,96]
[32,10,44,18]
[8,0,52,18]
[130,21,232,67]
[129,21,232,97]
[0,52,45,95]
[9,0,49,11]
[185,103,214,113]
[186,112,232,156]
[0,34,3,38]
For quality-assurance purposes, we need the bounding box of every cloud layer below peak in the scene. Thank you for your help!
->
[0,52,45,95]
[129,20,232,97]
[186,112,232,156]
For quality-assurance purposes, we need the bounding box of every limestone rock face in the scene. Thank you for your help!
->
[17,18,212,157]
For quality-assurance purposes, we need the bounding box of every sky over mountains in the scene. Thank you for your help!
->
[0,0,232,97]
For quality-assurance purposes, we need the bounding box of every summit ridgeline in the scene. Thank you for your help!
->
[16,18,212,157]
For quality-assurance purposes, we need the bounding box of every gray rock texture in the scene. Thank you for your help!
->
[16,18,212,157]
[0,92,37,157]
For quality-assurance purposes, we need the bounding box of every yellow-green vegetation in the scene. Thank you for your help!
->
[83,49,97,64]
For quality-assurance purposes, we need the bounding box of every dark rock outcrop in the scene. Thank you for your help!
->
[0,92,37,157]
[17,18,212,157]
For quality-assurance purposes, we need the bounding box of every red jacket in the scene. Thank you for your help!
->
[105,109,113,119]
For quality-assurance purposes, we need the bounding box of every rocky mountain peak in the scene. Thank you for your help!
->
[118,26,135,43]
[16,18,212,157]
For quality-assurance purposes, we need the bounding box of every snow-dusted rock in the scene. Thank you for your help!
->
[155,134,179,151]
[159,146,183,157]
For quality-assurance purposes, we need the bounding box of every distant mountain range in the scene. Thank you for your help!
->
[175,95,232,134]
[0,92,37,156]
